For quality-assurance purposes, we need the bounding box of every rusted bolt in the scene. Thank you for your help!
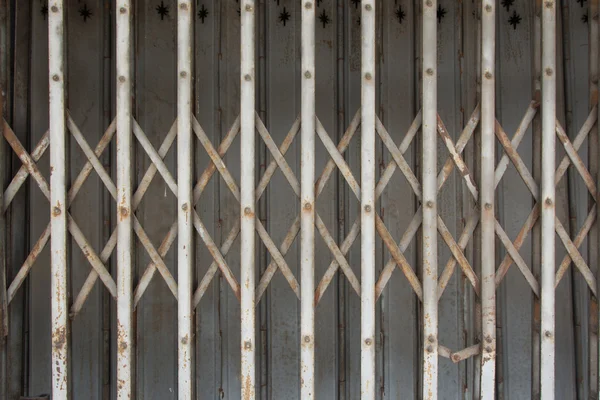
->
[180,71,187,78]
[244,341,252,350]
[119,76,126,83]
[182,203,188,211]
[426,345,434,353]
[120,7,127,14]
[51,5,59,12]
[485,4,492,12]
[244,207,252,215]
[545,1,553,8]
[545,198,553,206]
[180,3,188,10]
[545,330,552,338]
[365,338,372,346]
[53,206,61,216]
[52,74,60,82]
[427,334,435,343]
[245,4,253,11]
[484,71,492,80]
[305,2,312,8]
[304,202,312,211]
[364,205,372,212]
[304,336,311,343]
[305,71,312,79]
[120,206,129,217]
[545,68,553,76]
[365,72,372,80]
[181,336,188,344]
[426,0,433,7]
[484,203,492,210]
[426,200,434,208]
[485,346,493,352]
[244,74,252,81]
[452,354,461,362]
[426,68,434,76]
[485,335,492,343]
[365,4,372,11]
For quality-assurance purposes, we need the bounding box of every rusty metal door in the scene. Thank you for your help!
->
[0,0,598,399]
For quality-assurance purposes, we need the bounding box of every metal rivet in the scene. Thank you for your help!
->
[304,202,312,211]
[426,200,434,208]
[305,2,312,8]
[545,330,552,338]
[426,68,434,76]
[52,74,60,82]
[180,71,187,78]
[545,68,553,76]
[244,207,252,215]
[545,198,553,206]
[485,4,492,12]
[365,4,372,11]
[364,205,372,212]
[365,72,372,80]
[484,203,492,210]
[426,345,434,353]
[120,207,129,217]
[244,341,252,350]
[428,334,435,343]
[53,206,61,216]
[485,336,492,343]
[305,71,312,79]
[484,71,492,80]
[181,336,188,344]
[304,336,311,343]
[485,346,493,352]
[180,3,188,10]
[51,5,59,12]
[119,76,126,83]
[244,74,252,81]
[245,4,253,11]
[365,338,372,346]
[426,0,432,7]
[120,7,127,14]
[545,1,553,8]
[182,203,188,211]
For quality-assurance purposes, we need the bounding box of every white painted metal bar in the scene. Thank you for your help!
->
[116,1,133,399]
[422,0,438,399]
[540,1,556,399]
[300,0,315,398]
[361,0,376,398]
[49,1,69,398]
[240,0,256,398]
[177,1,194,398]
[480,1,496,398]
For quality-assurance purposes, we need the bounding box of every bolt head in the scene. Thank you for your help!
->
[51,5,59,12]
[305,2,312,8]
[305,71,312,79]
[365,4,372,11]
[244,74,252,81]
[304,336,311,343]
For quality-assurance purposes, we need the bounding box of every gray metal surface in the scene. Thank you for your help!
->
[0,0,596,398]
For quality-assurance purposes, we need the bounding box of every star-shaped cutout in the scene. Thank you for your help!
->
[508,10,521,30]
[437,4,446,24]
[501,0,514,12]
[198,4,209,23]
[395,5,405,24]
[279,7,290,26]
[582,12,589,23]
[156,1,169,20]
[41,3,48,20]
[319,10,330,28]
[79,3,92,22]
[351,0,360,9]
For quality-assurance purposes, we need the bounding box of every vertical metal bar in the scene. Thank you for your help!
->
[590,1,600,398]
[178,1,194,399]
[0,0,7,397]
[49,1,69,398]
[540,1,556,399]
[480,1,496,398]
[360,0,376,398]
[422,0,438,398]
[240,0,256,398]
[531,1,542,397]
[301,0,316,399]
[116,1,133,399]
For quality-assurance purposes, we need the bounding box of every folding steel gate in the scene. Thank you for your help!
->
[0,0,599,399]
